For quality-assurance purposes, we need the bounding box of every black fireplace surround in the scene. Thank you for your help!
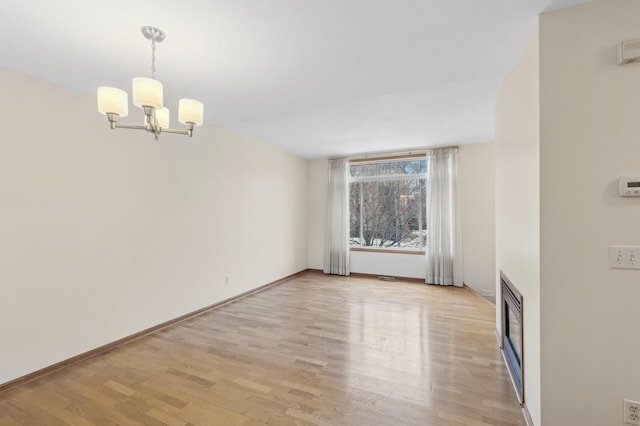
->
[500,271,524,404]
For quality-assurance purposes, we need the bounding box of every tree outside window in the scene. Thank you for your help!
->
[349,158,427,250]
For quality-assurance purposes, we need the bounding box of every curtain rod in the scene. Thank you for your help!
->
[328,145,459,161]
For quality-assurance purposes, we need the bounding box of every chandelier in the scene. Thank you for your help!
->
[97,26,204,140]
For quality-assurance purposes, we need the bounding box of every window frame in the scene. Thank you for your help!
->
[348,154,427,254]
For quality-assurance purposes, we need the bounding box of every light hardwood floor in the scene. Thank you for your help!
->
[0,271,525,425]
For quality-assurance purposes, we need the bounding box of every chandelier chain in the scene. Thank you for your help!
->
[151,39,156,78]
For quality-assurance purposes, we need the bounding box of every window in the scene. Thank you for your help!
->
[349,157,427,250]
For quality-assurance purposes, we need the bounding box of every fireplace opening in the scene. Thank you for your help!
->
[500,271,524,404]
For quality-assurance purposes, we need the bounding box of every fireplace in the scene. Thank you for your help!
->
[500,271,524,403]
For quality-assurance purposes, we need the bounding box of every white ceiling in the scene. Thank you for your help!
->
[0,0,589,158]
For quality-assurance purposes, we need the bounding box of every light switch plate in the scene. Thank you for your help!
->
[609,246,640,269]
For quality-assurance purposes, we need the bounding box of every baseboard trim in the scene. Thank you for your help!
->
[463,284,496,306]
[0,269,308,394]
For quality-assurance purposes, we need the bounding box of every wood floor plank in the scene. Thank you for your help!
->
[0,271,525,425]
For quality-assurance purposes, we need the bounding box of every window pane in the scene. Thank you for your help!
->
[349,178,426,249]
[350,159,426,179]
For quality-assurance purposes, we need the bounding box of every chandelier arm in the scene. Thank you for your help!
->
[113,124,148,130]
[106,122,194,138]
[161,127,193,137]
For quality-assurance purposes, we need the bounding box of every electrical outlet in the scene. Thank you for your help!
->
[224,275,230,285]
[625,399,640,425]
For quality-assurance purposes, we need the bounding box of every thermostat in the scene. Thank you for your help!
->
[618,176,640,196]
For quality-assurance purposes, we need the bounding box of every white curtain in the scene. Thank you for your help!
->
[323,158,350,276]
[425,148,463,286]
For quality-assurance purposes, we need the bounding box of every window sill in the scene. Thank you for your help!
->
[350,247,426,255]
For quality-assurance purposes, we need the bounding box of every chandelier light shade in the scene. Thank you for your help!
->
[132,77,163,109]
[97,87,128,117]
[156,107,170,129]
[96,26,204,140]
[179,99,205,126]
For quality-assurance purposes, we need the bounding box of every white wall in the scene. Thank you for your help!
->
[307,149,496,289]
[459,142,496,295]
[495,3,640,423]
[494,23,541,425]
[350,250,425,279]
[539,1,640,424]
[0,68,308,385]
